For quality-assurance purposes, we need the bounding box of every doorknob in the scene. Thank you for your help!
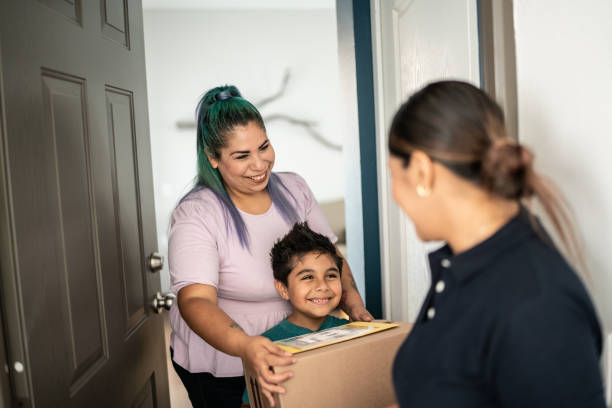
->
[148,252,164,273]
[151,292,175,314]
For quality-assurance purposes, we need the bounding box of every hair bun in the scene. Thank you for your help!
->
[200,85,243,117]
[481,140,534,199]
[216,86,242,100]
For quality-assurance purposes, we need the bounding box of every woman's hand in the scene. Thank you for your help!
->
[345,303,374,322]
[240,336,295,407]
[336,246,374,322]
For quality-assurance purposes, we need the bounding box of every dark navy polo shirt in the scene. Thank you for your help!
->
[392,210,605,407]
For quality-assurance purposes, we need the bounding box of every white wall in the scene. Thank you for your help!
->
[513,0,612,400]
[143,8,352,292]
[514,0,612,331]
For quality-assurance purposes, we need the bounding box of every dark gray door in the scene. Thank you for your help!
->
[0,1,170,407]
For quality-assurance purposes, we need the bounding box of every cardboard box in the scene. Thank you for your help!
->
[244,322,412,408]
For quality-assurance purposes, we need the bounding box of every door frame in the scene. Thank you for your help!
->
[336,0,383,318]
[352,0,383,319]
[477,0,518,140]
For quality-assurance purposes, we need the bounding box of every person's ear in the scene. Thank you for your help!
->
[410,150,435,197]
[206,148,219,169]
[274,280,290,300]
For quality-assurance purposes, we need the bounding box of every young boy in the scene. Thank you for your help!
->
[242,222,349,405]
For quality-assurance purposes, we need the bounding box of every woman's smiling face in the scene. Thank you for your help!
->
[209,121,275,198]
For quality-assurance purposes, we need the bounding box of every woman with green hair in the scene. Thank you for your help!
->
[168,85,372,407]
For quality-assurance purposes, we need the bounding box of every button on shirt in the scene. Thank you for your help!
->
[392,209,605,408]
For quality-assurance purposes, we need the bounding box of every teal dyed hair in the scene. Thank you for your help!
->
[181,85,300,248]
[195,85,265,190]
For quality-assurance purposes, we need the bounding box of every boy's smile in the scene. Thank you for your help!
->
[275,251,343,331]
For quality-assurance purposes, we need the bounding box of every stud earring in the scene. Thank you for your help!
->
[416,185,431,197]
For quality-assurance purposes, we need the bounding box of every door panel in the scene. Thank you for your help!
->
[105,87,148,333]
[373,0,481,322]
[40,69,107,392]
[101,0,130,47]
[38,0,82,24]
[0,0,170,406]
[132,375,157,408]
[394,0,480,96]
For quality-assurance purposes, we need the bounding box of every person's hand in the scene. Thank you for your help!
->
[346,304,374,322]
[241,336,295,407]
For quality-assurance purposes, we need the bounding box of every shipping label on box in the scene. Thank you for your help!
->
[276,321,399,354]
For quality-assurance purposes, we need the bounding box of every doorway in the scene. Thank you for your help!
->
[141,0,359,405]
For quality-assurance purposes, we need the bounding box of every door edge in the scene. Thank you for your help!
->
[0,26,33,408]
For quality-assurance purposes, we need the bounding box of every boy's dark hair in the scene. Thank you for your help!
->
[271,222,343,286]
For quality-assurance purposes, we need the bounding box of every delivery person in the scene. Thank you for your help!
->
[386,80,605,407]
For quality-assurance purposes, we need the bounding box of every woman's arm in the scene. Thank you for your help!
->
[336,247,374,322]
[178,283,295,407]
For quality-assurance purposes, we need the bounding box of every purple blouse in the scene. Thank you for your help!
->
[168,172,337,376]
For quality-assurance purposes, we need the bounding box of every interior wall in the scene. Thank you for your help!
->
[143,8,357,293]
[513,0,612,399]
[513,0,612,332]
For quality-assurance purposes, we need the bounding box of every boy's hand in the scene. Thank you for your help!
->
[241,336,295,407]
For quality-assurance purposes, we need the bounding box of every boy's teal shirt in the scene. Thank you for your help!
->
[242,315,349,404]
[261,314,349,341]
